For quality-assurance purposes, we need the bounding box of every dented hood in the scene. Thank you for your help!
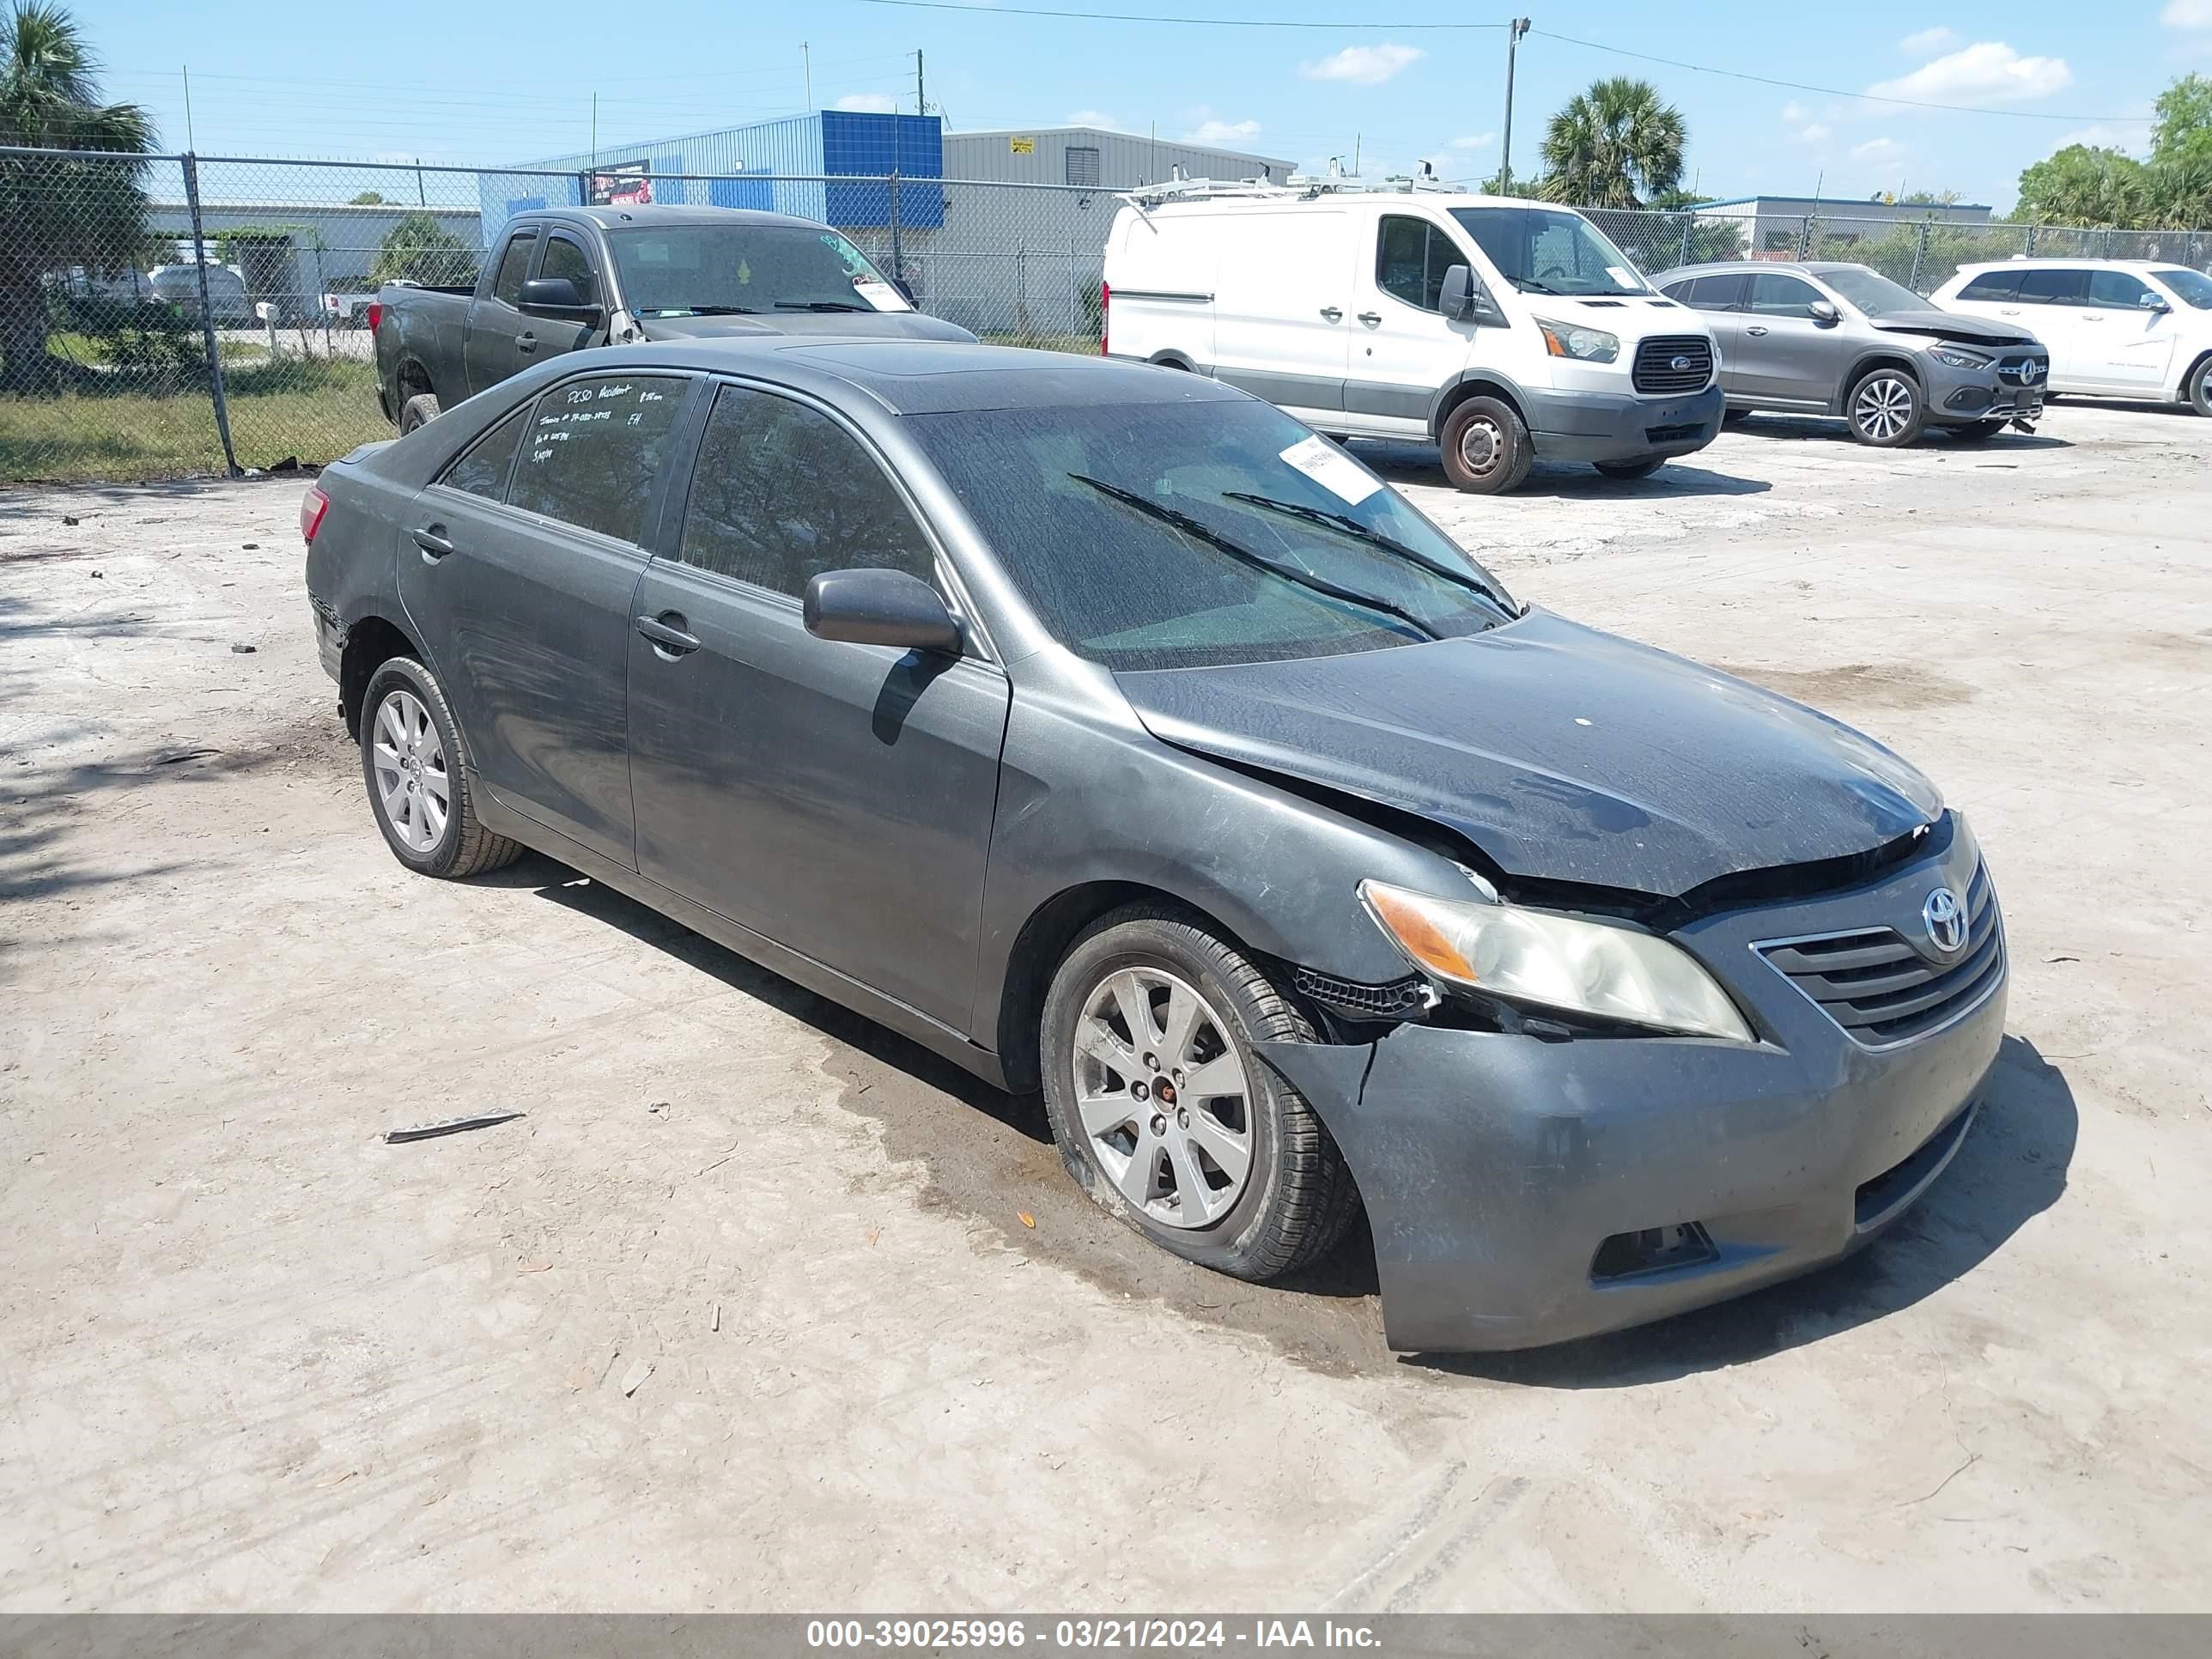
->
[635,310,974,343]
[1114,611,1942,898]
[1871,309,2039,349]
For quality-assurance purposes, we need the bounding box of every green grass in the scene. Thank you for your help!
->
[1,359,389,483]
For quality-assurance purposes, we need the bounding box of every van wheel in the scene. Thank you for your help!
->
[1039,906,1360,1281]
[2187,356,2212,418]
[1439,395,1534,494]
[398,392,441,434]
[1594,456,1665,480]
[1845,368,1925,447]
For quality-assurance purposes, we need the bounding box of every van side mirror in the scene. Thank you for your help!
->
[804,568,963,655]
[1440,264,1498,325]
[519,276,603,320]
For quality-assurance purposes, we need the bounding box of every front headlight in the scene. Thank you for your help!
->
[1359,879,1755,1042]
[1929,344,1993,371]
[1534,316,1620,363]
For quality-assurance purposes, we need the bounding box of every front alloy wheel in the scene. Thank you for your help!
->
[1848,371,1925,447]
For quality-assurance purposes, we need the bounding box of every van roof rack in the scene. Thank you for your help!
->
[1123,160,1459,209]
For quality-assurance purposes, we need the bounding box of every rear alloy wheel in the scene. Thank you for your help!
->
[1594,456,1666,480]
[1438,394,1534,495]
[1846,369,1926,447]
[360,657,522,878]
[1039,907,1360,1280]
[2188,356,2212,418]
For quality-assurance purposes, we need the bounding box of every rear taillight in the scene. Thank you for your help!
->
[1099,280,1109,356]
[366,301,384,333]
[300,484,330,544]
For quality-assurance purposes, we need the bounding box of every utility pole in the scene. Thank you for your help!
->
[802,42,812,112]
[591,93,599,172]
[1498,17,1530,196]
[182,65,197,152]
[915,50,926,116]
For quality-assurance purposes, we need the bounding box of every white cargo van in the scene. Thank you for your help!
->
[1102,181,1723,493]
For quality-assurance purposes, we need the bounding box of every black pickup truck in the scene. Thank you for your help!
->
[371,204,973,429]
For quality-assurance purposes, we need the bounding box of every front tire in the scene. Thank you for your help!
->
[1438,394,1534,495]
[1039,907,1360,1281]
[361,657,522,878]
[398,392,441,434]
[1594,456,1666,480]
[1846,368,1925,447]
[2187,356,2212,418]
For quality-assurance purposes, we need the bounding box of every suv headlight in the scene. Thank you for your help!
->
[1534,317,1620,363]
[1359,879,1754,1042]
[1929,344,1993,372]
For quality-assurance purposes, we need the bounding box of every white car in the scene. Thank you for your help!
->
[1931,258,2212,416]
[1102,182,1724,493]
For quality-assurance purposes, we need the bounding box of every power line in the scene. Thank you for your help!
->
[1529,28,2150,125]
[846,0,1506,29]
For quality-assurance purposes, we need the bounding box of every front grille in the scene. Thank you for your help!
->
[1996,353,2048,386]
[1632,335,1714,394]
[1756,863,2002,1048]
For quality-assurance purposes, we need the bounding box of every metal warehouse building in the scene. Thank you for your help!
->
[494,112,1288,337]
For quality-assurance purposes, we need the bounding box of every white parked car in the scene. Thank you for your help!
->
[1102,182,1724,493]
[1930,258,2212,416]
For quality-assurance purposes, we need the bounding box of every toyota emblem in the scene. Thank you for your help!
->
[1669,355,1692,372]
[1922,887,1968,955]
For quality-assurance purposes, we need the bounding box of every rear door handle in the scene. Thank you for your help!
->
[1745,325,1770,336]
[410,525,454,560]
[1318,307,1343,322]
[635,612,700,657]
[516,331,538,353]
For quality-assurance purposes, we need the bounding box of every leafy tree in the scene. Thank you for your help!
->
[2151,74,2212,167]
[0,2,155,393]
[1535,77,1686,209]
[349,190,389,205]
[371,212,478,288]
[2014,145,2152,228]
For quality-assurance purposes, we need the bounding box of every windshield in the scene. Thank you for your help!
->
[605,225,908,317]
[907,400,1516,672]
[1820,265,1930,317]
[2152,268,2212,309]
[1449,206,1649,296]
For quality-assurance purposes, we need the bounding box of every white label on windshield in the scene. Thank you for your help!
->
[1606,266,1638,289]
[852,275,911,313]
[1279,434,1381,505]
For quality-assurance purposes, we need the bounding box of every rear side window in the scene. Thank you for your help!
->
[1956,269,2021,301]
[540,234,599,303]
[489,232,538,305]
[441,407,529,499]
[676,385,935,597]
[506,374,688,544]
[2019,268,2087,305]
[1681,272,1747,311]
[1376,216,1459,313]
[1747,273,1822,317]
[2086,269,2153,308]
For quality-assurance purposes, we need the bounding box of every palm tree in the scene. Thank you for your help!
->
[0,3,155,393]
[1535,77,1686,209]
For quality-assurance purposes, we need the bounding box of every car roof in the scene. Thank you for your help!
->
[1948,258,2174,273]
[1653,260,1869,278]
[538,204,831,233]
[554,337,1249,417]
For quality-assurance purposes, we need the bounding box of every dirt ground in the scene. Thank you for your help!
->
[3,401,2208,1613]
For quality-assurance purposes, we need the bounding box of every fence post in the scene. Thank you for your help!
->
[1678,211,1692,268]
[1796,215,1814,258]
[2102,228,2112,258]
[1910,221,1930,293]
[887,170,903,285]
[181,153,240,479]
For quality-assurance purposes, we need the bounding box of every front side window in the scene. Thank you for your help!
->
[441,407,528,500]
[1450,206,1649,296]
[1747,273,1823,318]
[506,374,688,544]
[490,232,537,305]
[907,398,1516,672]
[540,234,599,303]
[2086,269,2153,309]
[2020,268,2087,305]
[606,225,909,317]
[1957,269,2021,301]
[2151,268,2212,309]
[677,386,935,597]
[1376,216,1461,312]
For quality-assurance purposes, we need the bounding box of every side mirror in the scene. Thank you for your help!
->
[804,568,963,655]
[1808,300,1840,325]
[1440,264,1474,321]
[2142,294,2171,313]
[519,276,603,319]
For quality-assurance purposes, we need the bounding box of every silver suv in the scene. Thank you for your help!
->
[1652,260,2049,447]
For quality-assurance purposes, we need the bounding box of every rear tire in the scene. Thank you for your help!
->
[1438,394,1534,495]
[1039,906,1360,1282]
[1594,456,1666,480]
[2187,356,2212,419]
[1845,368,1925,447]
[398,392,441,434]
[361,657,522,878]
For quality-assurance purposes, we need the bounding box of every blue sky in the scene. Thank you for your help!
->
[86,2,2212,210]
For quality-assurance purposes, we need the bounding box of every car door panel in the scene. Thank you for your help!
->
[464,229,540,395]
[2082,271,2177,392]
[1735,274,1837,406]
[1669,274,1747,394]
[2014,270,2089,386]
[1209,209,1354,417]
[1345,214,1484,434]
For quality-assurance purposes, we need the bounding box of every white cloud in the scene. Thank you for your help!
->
[1300,44,1424,86]
[1186,118,1262,147]
[1867,42,2072,107]
[1900,27,1960,57]
[2060,125,2148,153]
[2163,0,2212,27]
[1064,110,1127,131]
[1449,131,1495,150]
[1782,100,1808,122]
[1853,137,1907,164]
[834,93,898,114]
[1793,123,1832,143]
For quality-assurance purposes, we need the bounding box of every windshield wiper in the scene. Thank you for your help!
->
[656,305,758,316]
[1067,473,1440,642]
[1220,491,1518,617]
[1510,276,1562,295]
[775,300,871,312]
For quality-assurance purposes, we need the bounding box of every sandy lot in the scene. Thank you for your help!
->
[3,403,2208,1613]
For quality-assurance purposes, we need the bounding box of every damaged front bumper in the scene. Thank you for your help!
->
[1255,837,2008,1353]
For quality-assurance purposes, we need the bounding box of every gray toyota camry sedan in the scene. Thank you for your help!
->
[302,337,2006,1352]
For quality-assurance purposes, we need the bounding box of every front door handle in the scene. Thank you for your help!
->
[1318,306,1343,322]
[2079,313,2105,322]
[1998,308,2021,316]
[1356,311,1382,326]
[410,525,454,561]
[516,331,538,353]
[635,611,700,657]
[1745,325,1770,336]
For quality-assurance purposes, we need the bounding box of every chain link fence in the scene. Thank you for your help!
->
[4,143,2209,483]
